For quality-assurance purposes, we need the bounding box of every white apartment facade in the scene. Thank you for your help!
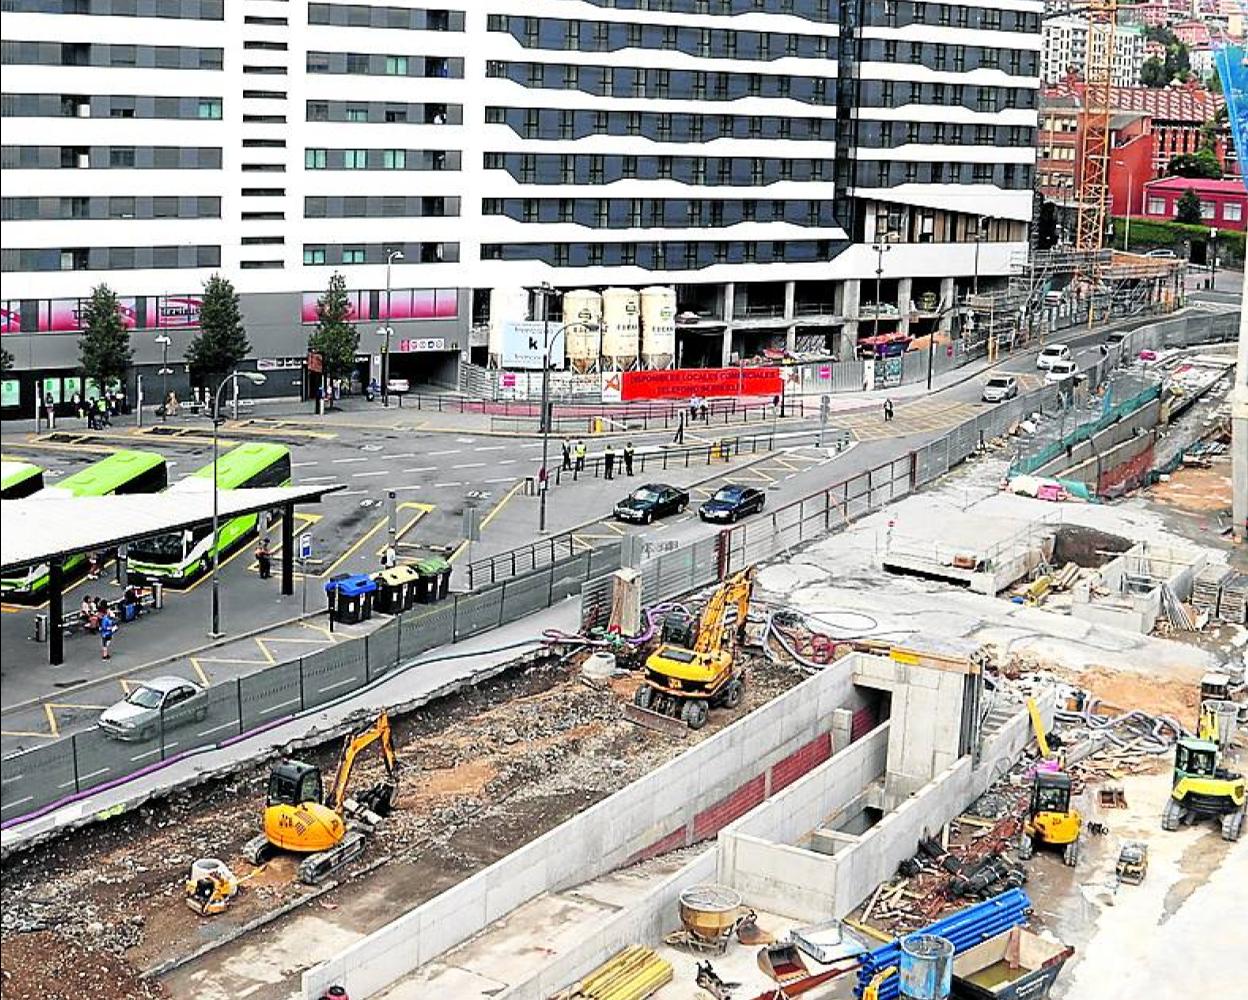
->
[1041,15,1145,88]
[1,0,1042,408]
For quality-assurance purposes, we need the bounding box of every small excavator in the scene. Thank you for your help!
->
[242,710,400,884]
[1162,734,1245,842]
[1018,770,1083,867]
[633,567,754,730]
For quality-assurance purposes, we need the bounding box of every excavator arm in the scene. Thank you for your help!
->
[693,566,755,658]
[326,711,398,813]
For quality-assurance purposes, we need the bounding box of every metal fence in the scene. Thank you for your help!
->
[489,399,798,434]
[0,548,618,826]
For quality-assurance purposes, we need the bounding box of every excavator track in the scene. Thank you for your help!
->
[296,830,368,885]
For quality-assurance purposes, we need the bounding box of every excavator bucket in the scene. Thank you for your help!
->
[623,702,689,737]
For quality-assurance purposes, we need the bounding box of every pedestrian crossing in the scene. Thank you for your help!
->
[837,399,987,441]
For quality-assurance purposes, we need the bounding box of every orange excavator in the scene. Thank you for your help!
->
[242,711,400,884]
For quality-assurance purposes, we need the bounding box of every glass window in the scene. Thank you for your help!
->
[385,56,408,76]
[1200,201,1216,219]
[345,149,368,169]
[383,149,406,169]
[1223,202,1243,221]
[198,99,222,119]
[343,246,365,263]
[346,106,369,122]
[304,247,326,265]
[305,148,327,169]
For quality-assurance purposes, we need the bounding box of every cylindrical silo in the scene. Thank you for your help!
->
[640,286,677,369]
[562,289,603,373]
[899,935,954,1000]
[601,287,641,371]
[488,287,529,368]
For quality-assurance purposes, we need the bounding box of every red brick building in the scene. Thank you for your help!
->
[1141,177,1248,231]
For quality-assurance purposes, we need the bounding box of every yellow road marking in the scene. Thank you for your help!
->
[43,703,59,738]
[373,504,436,557]
[479,481,523,530]
[321,501,431,578]
[298,619,337,642]
[0,729,58,740]
[189,657,211,686]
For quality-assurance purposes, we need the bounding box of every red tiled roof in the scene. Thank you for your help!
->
[1044,80,1224,123]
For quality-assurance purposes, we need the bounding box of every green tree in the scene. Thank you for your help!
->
[1168,149,1222,179]
[1175,188,1204,225]
[1140,56,1168,87]
[186,274,250,409]
[78,284,133,395]
[307,271,360,391]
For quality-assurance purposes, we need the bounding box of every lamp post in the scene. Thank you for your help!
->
[379,249,404,407]
[871,236,894,346]
[210,370,267,637]
[972,216,987,295]
[1209,227,1218,290]
[154,334,172,421]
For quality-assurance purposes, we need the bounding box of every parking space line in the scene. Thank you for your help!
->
[331,457,368,464]
[43,704,59,738]
[0,730,57,740]
[352,470,388,478]
[452,462,485,469]
[404,466,436,473]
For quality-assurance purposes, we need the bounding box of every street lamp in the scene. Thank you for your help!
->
[154,334,172,421]
[972,216,987,295]
[1209,227,1218,290]
[379,249,404,407]
[210,370,267,637]
[870,235,894,347]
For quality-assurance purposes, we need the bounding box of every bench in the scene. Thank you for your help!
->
[34,589,161,642]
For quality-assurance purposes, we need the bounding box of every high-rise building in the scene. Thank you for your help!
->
[1041,16,1145,88]
[1,1,1042,411]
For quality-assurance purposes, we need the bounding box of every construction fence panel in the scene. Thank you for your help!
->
[300,640,370,711]
[548,552,593,603]
[368,619,399,679]
[239,660,303,730]
[501,569,554,621]
[453,586,505,641]
[587,542,623,580]
[652,545,698,597]
[404,604,455,661]
[831,360,866,393]
[580,573,614,631]
[0,740,78,820]
[67,725,157,795]
[901,351,928,385]
[176,680,244,754]
[843,468,874,522]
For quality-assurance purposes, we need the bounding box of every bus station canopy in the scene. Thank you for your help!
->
[0,483,343,573]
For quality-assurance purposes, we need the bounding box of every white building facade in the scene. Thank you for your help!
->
[1041,15,1145,88]
[1,0,1042,407]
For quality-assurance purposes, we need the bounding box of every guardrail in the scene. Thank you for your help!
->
[488,398,803,434]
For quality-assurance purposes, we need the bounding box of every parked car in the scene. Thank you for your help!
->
[700,485,766,523]
[386,378,410,394]
[98,676,208,741]
[1045,359,1083,384]
[613,483,690,524]
[981,375,1019,403]
[1036,345,1072,370]
[1105,330,1129,347]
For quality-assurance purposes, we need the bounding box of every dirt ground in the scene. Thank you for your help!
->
[1,649,803,996]
[1065,665,1204,722]
[1145,460,1233,515]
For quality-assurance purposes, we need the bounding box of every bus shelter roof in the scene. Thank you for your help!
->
[0,484,343,572]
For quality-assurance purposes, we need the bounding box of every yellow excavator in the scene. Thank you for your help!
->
[1018,769,1083,867]
[1162,736,1245,841]
[242,711,400,884]
[633,567,754,730]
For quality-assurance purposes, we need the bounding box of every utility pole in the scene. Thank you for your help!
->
[534,282,555,533]
[871,236,893,346]
[380,249,403,407]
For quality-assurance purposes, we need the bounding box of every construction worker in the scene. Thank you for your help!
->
[574,439,587,474]
[604,443,616,480]
[560,438,572,472]
[623,442,635,476]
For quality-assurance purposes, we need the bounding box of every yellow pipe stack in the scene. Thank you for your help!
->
[574,946,673,1000]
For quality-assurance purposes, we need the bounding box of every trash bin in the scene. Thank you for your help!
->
[336,573,377,623]
[415,557,452,604]
[374,565,418,613]
[324,572,350,615]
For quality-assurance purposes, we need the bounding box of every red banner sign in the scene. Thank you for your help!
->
[620,367,783,401]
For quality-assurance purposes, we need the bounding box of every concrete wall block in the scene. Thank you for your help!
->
[485,853,552,924]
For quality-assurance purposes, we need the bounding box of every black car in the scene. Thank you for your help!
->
[613,483,690,524]
[699,485,766,523]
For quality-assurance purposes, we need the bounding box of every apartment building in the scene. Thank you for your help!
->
[1,1,1042,411]
[1041,15,1145,88]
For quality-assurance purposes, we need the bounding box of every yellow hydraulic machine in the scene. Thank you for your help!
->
[1019,770,1083,867]
[1162,737,1245,842]
[242,710,400,884]
[633,567,755,730]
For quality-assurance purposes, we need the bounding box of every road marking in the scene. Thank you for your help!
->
[479,480,523,530]
[474,445,506,452]
[434,481,464,488]
[331,457,368,464]
[43,704,59,738]
[352,470,388,478]
[78,766,110,782]
[498,459,517,465]
[404,466,436,473]
[391,484,423,492]
[257,697,301,717]
[388,452,417,459]
[291,461,319,468]
[0,795,35,812]
[428,449,459,456]
[131,748,161,762]
[338,489,368,496]
[318,677,359,694]
[482,477,516,484]
[299,475,337,483]
[452,462,485,469]
[196,720,237,737]
[0,730,58,740]
[325,501,432,577]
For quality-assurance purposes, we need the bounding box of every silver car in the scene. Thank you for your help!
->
[98,676,208,741]
[981,375,1019,403]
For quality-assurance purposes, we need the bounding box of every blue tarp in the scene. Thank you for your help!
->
[1214,45,1248,196]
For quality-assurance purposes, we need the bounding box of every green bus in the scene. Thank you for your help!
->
[1,460,44,499]
[128,442,292,583]
[1,450,168,596]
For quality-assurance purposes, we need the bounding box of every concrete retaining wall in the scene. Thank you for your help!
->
[302,655,875,999]
[1035,399,1160,481]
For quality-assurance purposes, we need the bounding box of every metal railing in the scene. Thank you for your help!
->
[489,398,804,434]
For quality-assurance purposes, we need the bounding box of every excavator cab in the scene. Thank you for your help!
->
[267,761,323,808]
[1031,771,1073,817]
[1020,771,1082,867]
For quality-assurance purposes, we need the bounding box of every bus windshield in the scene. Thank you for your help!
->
[128,532,186,563]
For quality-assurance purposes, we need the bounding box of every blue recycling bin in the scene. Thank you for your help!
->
[325,573,376,624]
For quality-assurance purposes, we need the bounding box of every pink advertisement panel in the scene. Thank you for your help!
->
[300,290,364,325]
[155,295,203,329]
[46,298,139,332]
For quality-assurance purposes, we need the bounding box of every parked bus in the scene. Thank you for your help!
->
[1,450,168,596]
[1,460,44,499]
[128,442,292,583]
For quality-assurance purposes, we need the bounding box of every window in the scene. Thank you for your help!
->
[1224,202,1243,221]
[909,43,922,65]
[304,247,326,265]
[973,164,993,183]
[1200,201,1216,220]
[346,106,368,122]
[385,108,407,123]
[309,102,329,121]
[385,56,408,76]
[343,246,366,263]
[305,148,327,169]
[345,149,368,169]
[383,149,406,169]
[913,2,927,23]
[198,99,222,119]
[110,147,136,167]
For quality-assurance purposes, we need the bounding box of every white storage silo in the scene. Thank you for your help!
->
[601,287,641,370]
[562,289,603,373]
[640,286,677,369]
[488,287,529,368]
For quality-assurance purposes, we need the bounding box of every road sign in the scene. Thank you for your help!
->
[463,506,481,542]
[299,533,313,560]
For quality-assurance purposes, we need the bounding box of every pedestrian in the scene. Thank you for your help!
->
[87,400,98,429]
[689,395,701,421]
[700,401,709,423]
[560,438,572,472]
[883,398,895,422]
[623,441,635,477]
[604,444,616,480]
[72,392,84,420]
[380,544,397,570]
[574,439,586,474]
[98,608,116,660]
[255,537,272,579]
[96,397,111,427]
[87,551,102,580]
[674,412,685,444]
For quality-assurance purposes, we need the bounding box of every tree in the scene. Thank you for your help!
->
[78,284,133,395]
[1168,149,1222,179]
[186,274,250,408]
[1139,57,1168,88]
[307,272,360,391]
[1175,188,1204,225]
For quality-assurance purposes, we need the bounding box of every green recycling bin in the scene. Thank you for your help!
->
[415,556,452,604]
[375,565,419,613]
